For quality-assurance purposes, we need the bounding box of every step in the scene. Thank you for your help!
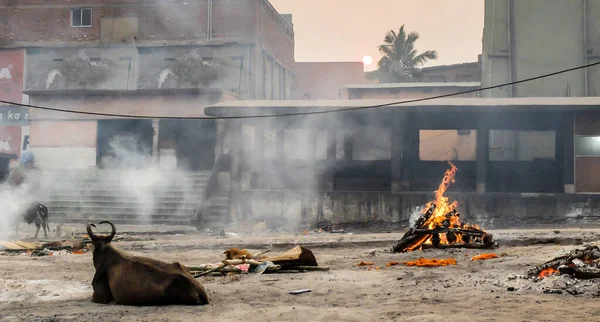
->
[37,196,199,203]
[48,205,198,213]
[50,217,194,225]
[36,191,201,198]
[48,209,196,217]
[41,178,210,186]
[50,212,195,221]
[42,200,202,208]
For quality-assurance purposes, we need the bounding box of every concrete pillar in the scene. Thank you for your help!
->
[325,126,337,191]
[151,119,160,164]
[306,125,317,189]
[476,120,489,193]
[401,114,416,191]
[229,120,243,227]
[254,124,264,172]
[391,112,404,193]
[563,113,575,193]
[343,129,353,161]
[275,128,285,189]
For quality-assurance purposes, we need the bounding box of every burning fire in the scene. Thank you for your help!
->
[538,267,558,278]
[404,162,486,251]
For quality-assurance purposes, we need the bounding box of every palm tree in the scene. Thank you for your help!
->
[376,25,438,83]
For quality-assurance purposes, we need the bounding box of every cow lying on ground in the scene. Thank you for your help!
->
[7,203,49,239]
[87,221,209,306]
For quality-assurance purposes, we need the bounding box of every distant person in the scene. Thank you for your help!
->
[7,151,33,187]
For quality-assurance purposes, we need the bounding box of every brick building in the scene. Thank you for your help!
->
[0,0,298,224]
[0,0,296,171]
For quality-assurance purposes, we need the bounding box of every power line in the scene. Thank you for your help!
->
[0,61,599,120]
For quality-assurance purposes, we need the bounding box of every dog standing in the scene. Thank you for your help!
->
[13,203,49,239]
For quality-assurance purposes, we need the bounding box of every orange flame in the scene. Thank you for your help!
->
[417,162,482,247]
[538,267,558,278]
[404,258,457,267]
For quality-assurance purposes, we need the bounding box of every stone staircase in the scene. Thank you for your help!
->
[29,169,214,225]
[198,192,230,230]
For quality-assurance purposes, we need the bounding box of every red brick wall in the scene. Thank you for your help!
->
[0,0,292,55]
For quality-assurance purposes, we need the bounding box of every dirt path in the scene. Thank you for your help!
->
[1,230,600,321]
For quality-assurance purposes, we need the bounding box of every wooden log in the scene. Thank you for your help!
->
[421,243,498,250]
[392,233,430,253]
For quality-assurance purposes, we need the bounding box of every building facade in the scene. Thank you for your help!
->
[0,0,296,170]
[481,0,600,192]
[344,82,481,167]
[292,62,366,100]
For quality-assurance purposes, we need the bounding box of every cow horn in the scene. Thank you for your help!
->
[86,223,97,240]
[97,221,116,241]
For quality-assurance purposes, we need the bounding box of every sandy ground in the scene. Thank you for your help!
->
[1,226,600,322]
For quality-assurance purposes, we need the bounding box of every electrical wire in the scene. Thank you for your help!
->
[0,61,598,120]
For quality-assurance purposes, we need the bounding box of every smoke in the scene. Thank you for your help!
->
[0,131,203,238]
[228,110,394,234]
[408,205,425,227]
[0,180,36,239]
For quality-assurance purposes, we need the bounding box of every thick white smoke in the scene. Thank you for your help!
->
[0,180,36,239]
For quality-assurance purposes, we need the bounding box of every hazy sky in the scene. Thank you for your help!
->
[270,0,484,70]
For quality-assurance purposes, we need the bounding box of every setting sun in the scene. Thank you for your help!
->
[363,55,373,65]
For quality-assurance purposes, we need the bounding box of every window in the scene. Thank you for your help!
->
[72,8,92,27]
[575,136,600,156]
[420,130,477,161]
[489,130,555,161]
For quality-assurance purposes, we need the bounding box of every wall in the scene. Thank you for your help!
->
[0,49,27,165]
[482,0,600,97]
[574,111,600,192]
[231,191,600,229]
[30,120,97,169]
[293,62,365,100]
[3,1,295,99]
[419,61,481,83]
[25,47,139,91]
[137,45,251,97]
[28,92,221,120]
[0,0,257,46]
[346,85,479,99]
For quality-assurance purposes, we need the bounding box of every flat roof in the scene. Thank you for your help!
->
[205,97,600,117]
[345,82,481,89]
[23,88,223,96]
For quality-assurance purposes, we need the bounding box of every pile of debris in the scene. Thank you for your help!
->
[528,245,600,280]
[0,236,96,257]
[393,162,497,253]
[189,245,328,277]
[499,245,600,297]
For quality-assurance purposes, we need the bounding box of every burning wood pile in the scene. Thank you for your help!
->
[393,162,497,253]
[528,245,600,280]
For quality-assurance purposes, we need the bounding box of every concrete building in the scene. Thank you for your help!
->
[481,0,600,192]
[343,82,481,165]
[200,97,600,230]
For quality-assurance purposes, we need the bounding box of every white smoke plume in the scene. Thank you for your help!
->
[0,182,36,239]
